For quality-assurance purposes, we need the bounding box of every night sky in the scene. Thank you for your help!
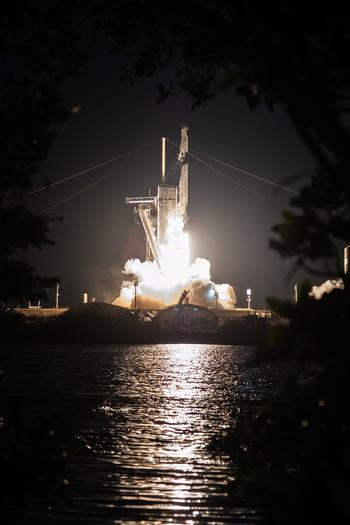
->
[27,36,315,309]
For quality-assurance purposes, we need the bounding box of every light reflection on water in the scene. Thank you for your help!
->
[0,344,290,523]
[96,344,239,522]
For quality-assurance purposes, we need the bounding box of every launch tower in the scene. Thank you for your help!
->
[126,125,189,270]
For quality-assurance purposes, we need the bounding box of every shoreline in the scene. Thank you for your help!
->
[1,303,272,346]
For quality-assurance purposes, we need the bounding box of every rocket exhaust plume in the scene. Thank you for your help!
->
[114,230,236,310]
[114,126,236,310]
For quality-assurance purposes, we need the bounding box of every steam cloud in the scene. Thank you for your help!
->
[113,256,236,310]
[309,278,344,300]
[113,213,236,310]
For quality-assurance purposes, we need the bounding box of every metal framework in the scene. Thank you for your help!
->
[126,125,189,271]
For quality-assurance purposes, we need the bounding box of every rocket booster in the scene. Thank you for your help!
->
[178,124,189,230]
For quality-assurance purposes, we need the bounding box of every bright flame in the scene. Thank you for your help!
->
[114,215,236,309]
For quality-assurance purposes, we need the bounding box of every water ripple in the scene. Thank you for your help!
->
[0,343,302,523]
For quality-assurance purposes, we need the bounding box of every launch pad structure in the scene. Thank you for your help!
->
[16,123,275,323]
[126,125,189,269]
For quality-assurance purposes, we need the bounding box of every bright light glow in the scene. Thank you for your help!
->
[114,215,236,309]
[101,344,225,508]
[246,288,251,296]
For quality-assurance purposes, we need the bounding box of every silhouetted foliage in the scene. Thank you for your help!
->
[49,302,144,343]
[1,1,86,303]
[0,306,26,342]
[0,302,150,343]
[216,351,350,523]
[0,305,270,345]
[257,277,350,362]
[219,315,270,345]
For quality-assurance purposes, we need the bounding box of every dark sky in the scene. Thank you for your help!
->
[27,38,316,309]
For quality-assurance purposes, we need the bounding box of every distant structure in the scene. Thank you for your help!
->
[246,288,252,309]
[345,245,349,275]
[126,125,189,269]
[28,300,41,309]
[293,283,298,304]
[178,289,190,305]
[155,304,219,333]
[55,283,60,309]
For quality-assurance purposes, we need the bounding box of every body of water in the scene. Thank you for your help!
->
[0,344,303,523]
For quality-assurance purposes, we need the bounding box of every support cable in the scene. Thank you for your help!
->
[166,138,299,196]
[39,166,123,214]
[190,147,300,195]
[26,140,156,198]
[166,138,285,210]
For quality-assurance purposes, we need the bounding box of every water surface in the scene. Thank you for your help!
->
[0,344,300,523]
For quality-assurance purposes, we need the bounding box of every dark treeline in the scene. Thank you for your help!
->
[0,307,269,345]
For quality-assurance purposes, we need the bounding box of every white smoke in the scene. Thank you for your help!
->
[113,256,236,310]
[113,214,236,310]
[309,278,344,300]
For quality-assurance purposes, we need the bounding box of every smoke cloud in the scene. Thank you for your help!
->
[309,278,344,300]
[113,256,236,310]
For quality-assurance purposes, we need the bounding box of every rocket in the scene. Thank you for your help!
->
[178,124,189,231]
[126,125,189,270]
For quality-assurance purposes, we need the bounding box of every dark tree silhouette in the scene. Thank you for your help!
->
[0,1,86,303]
